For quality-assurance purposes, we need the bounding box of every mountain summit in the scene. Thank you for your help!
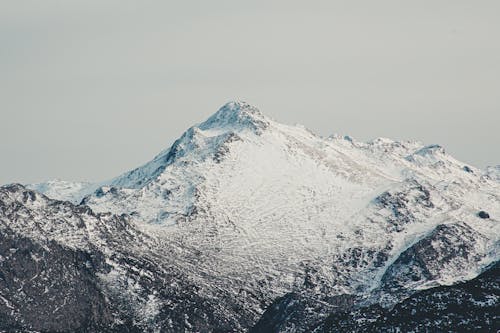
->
[199,101,270,133]
[10,102,500,332]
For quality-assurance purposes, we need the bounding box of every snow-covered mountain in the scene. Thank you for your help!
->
[3,101,499,332]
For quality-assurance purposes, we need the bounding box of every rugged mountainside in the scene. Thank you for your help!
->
[2,101,499,332]
[0,185,256,332]
[318,260,499,332]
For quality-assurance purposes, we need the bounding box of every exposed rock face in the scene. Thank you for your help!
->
[379,222,490,303]
[373,179,434,232]
[0,185,254,332]
[319,261,500,333]
[0,231,117,333]
[250,292,357,333]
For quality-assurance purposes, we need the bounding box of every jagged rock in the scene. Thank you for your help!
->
[0,231,121,333]
[319,261,500,333]
[379,222,488,303]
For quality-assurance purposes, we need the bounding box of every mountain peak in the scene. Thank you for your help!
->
[198,101,269,134]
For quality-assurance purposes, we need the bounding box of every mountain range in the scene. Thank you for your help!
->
[1,101,499,332]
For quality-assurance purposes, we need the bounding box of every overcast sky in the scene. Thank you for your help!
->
[1,1,499,184]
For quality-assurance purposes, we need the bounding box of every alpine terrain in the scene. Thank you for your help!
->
[1,101,499,332]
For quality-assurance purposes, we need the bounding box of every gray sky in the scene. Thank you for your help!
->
[1,0,499,184]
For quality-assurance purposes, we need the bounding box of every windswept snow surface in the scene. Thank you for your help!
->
[28,179,97,204]
[28,101,500,315]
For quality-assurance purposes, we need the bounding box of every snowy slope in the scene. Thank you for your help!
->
[19,101,500,331]
[28,179,97,204]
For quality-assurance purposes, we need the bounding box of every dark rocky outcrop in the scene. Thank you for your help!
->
[254,260,500,333]
[373,179,435,232]
[379,222,487,301]
[478,211,490,219]
[320,261,500,332]
[250,292,356,333]
[463,165,474,173]
[0,229,128,333]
